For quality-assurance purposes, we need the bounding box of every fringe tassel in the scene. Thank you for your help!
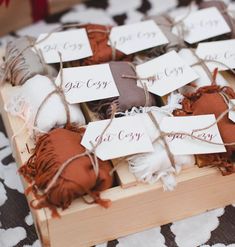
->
[19,128,113,217]
[128,142,195,191]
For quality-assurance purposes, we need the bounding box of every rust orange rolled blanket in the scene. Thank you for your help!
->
[19,127,113,217]
[71,24,132,66]
[173,85,235,175]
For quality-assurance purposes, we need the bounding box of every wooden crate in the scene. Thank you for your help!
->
[1,72,235,247]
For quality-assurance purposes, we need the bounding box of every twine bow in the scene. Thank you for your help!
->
[147,111,176,168]
[44,103,117,193]
[153,98,235,147]
[121,62,154,107]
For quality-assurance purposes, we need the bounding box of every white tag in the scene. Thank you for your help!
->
[136,50,199,96]
[196,39,235,71]
[81,116,154,160]
[35,29,93,63]
[109,20,169,55]
[178,48,228,87]
[173,7,231,44]
[55,64,119,104]
[229,99,235,123]
[160,115,226,155]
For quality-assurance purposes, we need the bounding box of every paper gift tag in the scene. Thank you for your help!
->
[172,7,231,44]
[55,64,119,104]
[178,48,228,87]
[35,29,93,63]
[229,99,235,123]
[81,116,154,160]
[196,39,235,71]
[109,20,169,55]
[160,114,226,155]
[136,50,199,96]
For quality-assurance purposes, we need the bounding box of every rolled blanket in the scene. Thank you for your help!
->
[87,61,161,119]
[126,108,195,190]
[143,14,186,58]
[173,84,235,175]
[19,127,113,217]
[1,36,57,86]
[71,24,132,66]
[5,74,86,136]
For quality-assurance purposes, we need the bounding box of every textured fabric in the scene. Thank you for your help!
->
[87,61,160,119]
[173,85,235,174]
[1,0,235,246]
[70,24,132,66]
[144,14,186,58]
[127,109,195,190]
[19,128,113,217]
[5,74,86,135]
[2,36,56,86]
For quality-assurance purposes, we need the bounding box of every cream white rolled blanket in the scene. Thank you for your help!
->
[5,74,86,136]
[126,108,195,191]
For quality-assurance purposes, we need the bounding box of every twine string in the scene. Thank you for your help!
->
[121,62,153,107]
[203,58,235,76]
[154,129,235,146]
[33,52,71,135]
[147,111,176,168]
[153,99,235,147]
[158,2,194,48]
[190,48,214,83]
[183,48,235,85]
[192,92,235,133]
[1,24,118,85]
[43,103,117,194]
[0,43,35,85]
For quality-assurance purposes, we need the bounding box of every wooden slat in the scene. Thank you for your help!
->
[112,158,138,188]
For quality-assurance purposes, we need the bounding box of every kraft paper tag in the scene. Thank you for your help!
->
[172,7,231,44]
[35,29,93,63]
[196,39,235,71]
[136,50,199,96]
[109,20,169,55]
[81,116,154,160]
[229,99,235,123]
[160,114,226,155]
[55,64,119,104]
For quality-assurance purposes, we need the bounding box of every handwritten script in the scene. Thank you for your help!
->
[56,64,119,104]
[204,51,235,61]
[145,66,185,86]
[116,31,158,45]
[81,115,154,160]
[64,79,111,92]
[186,19,219,30]
[35,29,93,63]
[175,7,231,44]
[95,130,144,145]
[42,42,83,53]
[109,20,168,55]
[167,130,217,142]
[160,115,226,155]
